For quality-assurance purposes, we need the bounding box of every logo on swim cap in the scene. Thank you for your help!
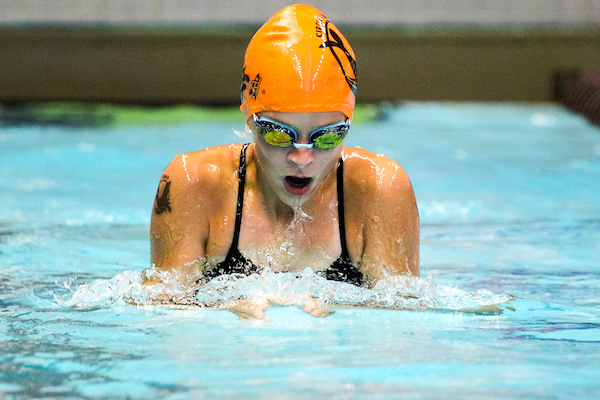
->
[317,15,357,96]
[240,69,262,102]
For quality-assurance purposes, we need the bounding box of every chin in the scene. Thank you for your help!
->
[278,189,313,208]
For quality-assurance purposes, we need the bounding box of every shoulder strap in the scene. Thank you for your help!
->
[229,143,249,252]
[336,157,351,260]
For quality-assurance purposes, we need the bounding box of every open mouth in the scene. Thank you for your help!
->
[286,176,312,187]
[284,176,313,195]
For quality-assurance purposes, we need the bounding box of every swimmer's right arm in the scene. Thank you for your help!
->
[146,153,212,283]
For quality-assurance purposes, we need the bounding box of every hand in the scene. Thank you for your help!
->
[302,298,335,318]
[226,295,335,320]
[227,299,272,320]
[461,304,514,315]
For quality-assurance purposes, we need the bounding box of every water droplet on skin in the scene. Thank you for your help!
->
[278,207,314,256]
[206,163,218,172]
[292,206,313,223]
[181,154,191,182]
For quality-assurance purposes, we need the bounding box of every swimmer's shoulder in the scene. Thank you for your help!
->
[342,146,412,193]
[161,143,247,199]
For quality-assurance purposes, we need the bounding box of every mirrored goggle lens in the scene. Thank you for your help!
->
[314,133,343,149]
[310,123,349,149]
[254,117,297,147]
[263,129,294,147]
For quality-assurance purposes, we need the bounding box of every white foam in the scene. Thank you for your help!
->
[51,266,514,314]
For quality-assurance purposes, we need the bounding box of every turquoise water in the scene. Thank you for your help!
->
[1,103,599,399]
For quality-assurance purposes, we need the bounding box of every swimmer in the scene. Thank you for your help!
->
[146,4,419,319]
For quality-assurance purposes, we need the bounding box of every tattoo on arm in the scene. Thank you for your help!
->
[154,175,172,214]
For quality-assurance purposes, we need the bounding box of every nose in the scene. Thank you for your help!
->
[287,146,314,169]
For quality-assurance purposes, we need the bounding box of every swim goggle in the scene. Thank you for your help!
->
[253,114,350,149]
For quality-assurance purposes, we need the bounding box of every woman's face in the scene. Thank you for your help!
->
[251,111,347,208]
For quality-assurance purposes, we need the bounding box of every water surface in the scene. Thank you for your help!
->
[1,103,599,399]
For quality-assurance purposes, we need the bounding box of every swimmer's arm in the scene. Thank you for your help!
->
[359,160,420,281]
[148,154,211,282]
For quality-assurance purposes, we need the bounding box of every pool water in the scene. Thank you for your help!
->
[1,103,599,399]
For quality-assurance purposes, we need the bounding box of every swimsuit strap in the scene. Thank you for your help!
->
[227,147,349,264]
[336,157,351,260]
[324,155,362,286]
[228,143,249,255]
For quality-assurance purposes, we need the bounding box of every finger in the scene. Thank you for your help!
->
[229,299,271,320]
[303,298,335,318]
[309,308,335,318]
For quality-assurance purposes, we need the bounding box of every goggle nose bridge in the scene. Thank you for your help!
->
[293,143,314,149]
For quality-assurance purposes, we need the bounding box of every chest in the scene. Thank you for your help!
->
[237,200,343,272]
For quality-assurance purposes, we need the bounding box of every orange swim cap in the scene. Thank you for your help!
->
[240,4,357,122]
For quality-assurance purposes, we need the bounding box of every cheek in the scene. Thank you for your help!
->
[255,144,285,174]
[316,150,342,174]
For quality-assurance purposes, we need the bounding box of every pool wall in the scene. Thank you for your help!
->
[1,26,600,105]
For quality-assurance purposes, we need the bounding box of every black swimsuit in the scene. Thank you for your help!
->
[202,144,363,286]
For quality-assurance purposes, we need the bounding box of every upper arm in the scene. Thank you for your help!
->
[358,157,420,280]
[150,153,214,271]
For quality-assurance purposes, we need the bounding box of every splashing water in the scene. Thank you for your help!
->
[291,206,314,224]
[279,206,314,256]
[233,125,251,139]
[50,266,514,314]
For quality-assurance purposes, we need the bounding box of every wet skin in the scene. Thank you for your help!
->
[148,111,420,317]
[251,111,346,210]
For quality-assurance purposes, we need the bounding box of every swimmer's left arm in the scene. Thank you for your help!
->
[357,157,420,281]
